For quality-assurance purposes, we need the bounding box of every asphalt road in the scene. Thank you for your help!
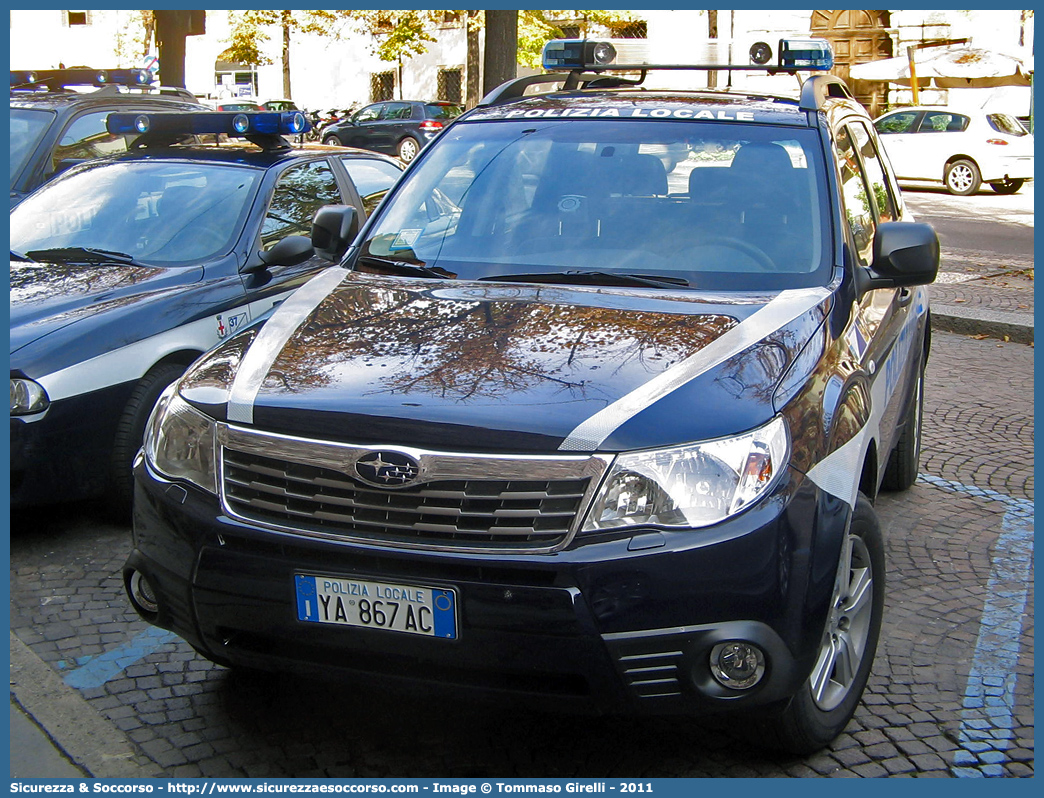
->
[901,183,1034,263]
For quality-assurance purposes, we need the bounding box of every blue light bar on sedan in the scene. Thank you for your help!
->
[106,111,311,138]
[10,68,152,87]
[541,37,834,73]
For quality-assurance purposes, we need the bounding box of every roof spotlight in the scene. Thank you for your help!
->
[133,114,150,133]
[749,42,773,65]
[95,70,108,84]
[232,114,250,134]
[591,41,618,66]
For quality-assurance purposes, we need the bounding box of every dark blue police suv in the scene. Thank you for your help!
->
[125,39,938,752]
[11,107,402,510]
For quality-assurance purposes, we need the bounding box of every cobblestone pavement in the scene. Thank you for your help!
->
[10,332,1033,778]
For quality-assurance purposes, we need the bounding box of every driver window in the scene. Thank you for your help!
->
[52,111,132,172]
[261,161,341,249]
[354,105,383,124]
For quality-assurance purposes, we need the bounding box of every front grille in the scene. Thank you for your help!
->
[217,425,610,553]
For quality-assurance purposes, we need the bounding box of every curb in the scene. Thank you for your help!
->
[10,632,161,779]
[931,305,1034,345]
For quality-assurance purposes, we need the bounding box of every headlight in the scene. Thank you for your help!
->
[144,385,218,494]
[583,416,789,531]
[11,377,50,415]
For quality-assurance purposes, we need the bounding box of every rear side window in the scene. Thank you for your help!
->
[849,121,897,224]
[426,104,462,120]
[918,112,968,133]
[987,114,1028,136]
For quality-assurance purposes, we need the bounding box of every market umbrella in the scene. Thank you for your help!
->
[849,47,1032,88]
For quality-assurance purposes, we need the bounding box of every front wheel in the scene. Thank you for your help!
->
[110,361,186,514]
[751,493,885,754]
[323,135,341,147]
[990,178,1025,195]
[944,159,981,195]
[397,136,420,163]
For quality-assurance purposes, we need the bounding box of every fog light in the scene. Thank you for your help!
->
[710,641,766,690]
[129,571,159,614]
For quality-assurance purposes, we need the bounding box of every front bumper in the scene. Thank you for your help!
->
[127,458,851,715]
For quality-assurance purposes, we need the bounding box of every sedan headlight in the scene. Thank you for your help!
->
[11,377,50,415]
[583,416,790,531]
[144,385,218,494]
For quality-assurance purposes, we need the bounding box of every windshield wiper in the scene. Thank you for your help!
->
[24,247,144,265]
[479,270,691,289]
[11,249,32,262]
[355,254,456,280]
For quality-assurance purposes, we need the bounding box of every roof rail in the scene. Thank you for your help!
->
[479,71,646,107]
[799,74,855,112]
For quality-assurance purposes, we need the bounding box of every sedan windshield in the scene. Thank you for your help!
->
[358,119,831,290]
[10,160,261,265]
[10,108,56,188]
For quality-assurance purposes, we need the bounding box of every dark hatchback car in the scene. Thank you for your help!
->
[321,100,462,162]
[9,67,200,207]
[126,39,938,753]
[10,111,402,511]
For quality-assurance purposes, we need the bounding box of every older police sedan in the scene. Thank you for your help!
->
[10,111,403,510]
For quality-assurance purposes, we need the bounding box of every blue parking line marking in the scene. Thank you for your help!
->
[917,474,1033,778]
[62,626,177,690]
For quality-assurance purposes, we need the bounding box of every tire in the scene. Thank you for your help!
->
[397,136,420,163]
[944,158,981,195]
[751,493,885,755]
[110,361,186,514]
[880,363,924,491]
[990,178,1025,195]
[323,135,341,147]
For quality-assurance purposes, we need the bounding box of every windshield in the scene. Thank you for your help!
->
[358,119,831,290]
[10,159,262,265]
[10,108,56,188]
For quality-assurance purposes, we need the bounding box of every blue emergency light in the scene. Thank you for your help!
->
[541,37,834,73]
[10,68,152,88]
[106,111,311,139]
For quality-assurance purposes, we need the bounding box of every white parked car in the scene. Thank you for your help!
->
[873,107,1033,195]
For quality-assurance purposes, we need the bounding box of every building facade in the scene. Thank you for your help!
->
[9,9,1033,116]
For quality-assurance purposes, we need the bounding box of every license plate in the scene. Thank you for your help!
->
[294,574,457,639]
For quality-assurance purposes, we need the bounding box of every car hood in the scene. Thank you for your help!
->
[9,258,202,354]
[182,272,830,453]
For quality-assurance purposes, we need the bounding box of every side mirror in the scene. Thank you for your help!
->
[256,235,314,268]
[858,221,939,294]
[311,204,359,262]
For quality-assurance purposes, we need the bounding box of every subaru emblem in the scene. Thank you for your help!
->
[354,451,421,488]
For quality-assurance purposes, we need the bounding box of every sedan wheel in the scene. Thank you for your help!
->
[944,159,981,196]
[323,135,341,146]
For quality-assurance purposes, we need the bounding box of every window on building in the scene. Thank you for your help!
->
[441,12,463,27]
[371,71,395,103]
[606,19,647,39]
[63,10,91,26]
[437,68,463,104]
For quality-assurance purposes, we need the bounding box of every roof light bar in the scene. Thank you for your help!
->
[10,68,152,88]
[540,37,834,73]
[106,111,311,139]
